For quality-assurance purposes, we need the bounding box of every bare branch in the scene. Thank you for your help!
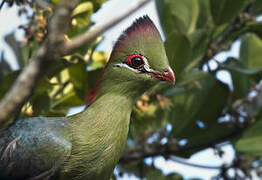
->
[120,127,242,163]
[61,0,152,55]
[120,80,262,164]
[0,0,152,125]
[198,2,255,69]
[169,156,221,169]
[0,0,78,125]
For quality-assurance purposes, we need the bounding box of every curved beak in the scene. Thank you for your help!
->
[152,66,175,85]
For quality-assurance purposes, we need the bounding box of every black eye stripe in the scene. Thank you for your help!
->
[139,67,147,73]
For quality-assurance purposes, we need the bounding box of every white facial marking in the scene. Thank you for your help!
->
[114,63,140,72]
[114,55,154,73]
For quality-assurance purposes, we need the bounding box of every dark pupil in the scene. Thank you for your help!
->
[131,57,144,67]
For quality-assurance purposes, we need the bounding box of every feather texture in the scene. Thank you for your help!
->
[0,15,174,180]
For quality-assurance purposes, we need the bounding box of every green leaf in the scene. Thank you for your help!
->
[223,57,262,99]
[170,72,229,141]
[187,29,210,68]
[196,0,212,29]
[177,70,208,86]
[222,22,262,42]
[46,59,71,78]
[146,169,183,180]
[32,93,51,115]
[165,31,192,76]
[72,2,93,17]
[68,59,89,98]
[21,40,40,66]
[0,52,12,76]
[231,68,250,99]
[228,33,262,98]
[35,78,54,95]
[210,0,248,25]
[0,71,20,100]
[250,0,262,16]
[156,0,199,35]
[222,58,262,75]
[244,23,262,39]
[234,118,262,156]
[240,33,262,68]
[89,0,107,12]
[129,104,168,140]
[181,79,231,145]
[87,68,102,91]
[51,90,84,109]
[183,122,234,148]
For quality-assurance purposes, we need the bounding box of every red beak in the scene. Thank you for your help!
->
[152,66,175,84]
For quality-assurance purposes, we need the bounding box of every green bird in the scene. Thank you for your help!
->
[0,15,175,180]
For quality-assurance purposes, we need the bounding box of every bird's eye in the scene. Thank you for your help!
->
[125,54,145,69]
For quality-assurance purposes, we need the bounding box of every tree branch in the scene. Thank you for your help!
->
[120,80,262,164]
[199,2,254,68]
[61,0,151,55]
[0,0,152,125]
[0,0,78,125]
[120,127,244,163]
[169,156,221,169]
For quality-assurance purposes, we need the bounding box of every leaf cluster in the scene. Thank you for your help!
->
[119,0,262,179]
[1,0,262,179]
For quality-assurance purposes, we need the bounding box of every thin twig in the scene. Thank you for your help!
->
[170,156,221,169]
[0,0,152,125]
[120,127,244,163]
[199,2,254,68]
[120,80,262,164]
[62,0,151,55]
[0,0,78,125]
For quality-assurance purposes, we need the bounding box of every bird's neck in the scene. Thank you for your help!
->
[66,89,135,178]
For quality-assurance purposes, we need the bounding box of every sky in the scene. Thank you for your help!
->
[0,0,249,179]
[91,0,164,51]
[0,4,28,70]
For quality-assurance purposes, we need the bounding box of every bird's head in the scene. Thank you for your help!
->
[88,16,175,103]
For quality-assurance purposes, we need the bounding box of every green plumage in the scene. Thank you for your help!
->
[0,16,174,180]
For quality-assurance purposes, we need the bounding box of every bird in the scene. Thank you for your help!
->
[0,15,175,180]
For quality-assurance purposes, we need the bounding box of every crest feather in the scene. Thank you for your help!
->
[113,15,161,50]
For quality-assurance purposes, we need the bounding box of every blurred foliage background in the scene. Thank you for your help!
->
[1,0,262,179]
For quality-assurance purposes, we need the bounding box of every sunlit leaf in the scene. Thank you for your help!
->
[51,90,84,109]
[72,2,93,17]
